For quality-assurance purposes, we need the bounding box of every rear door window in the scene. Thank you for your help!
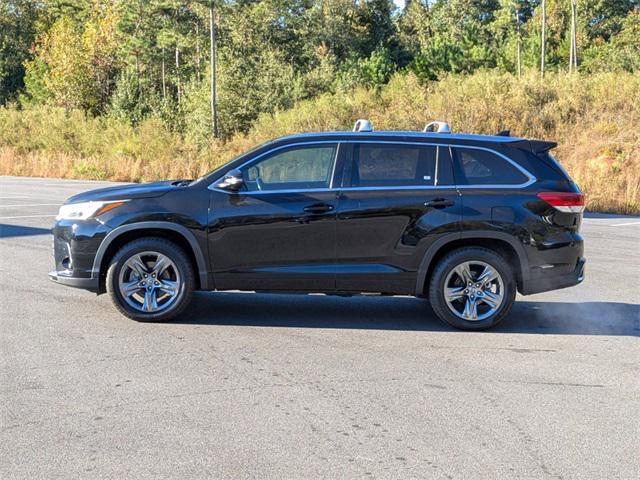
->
[452,147,529,186]
[349,144,443,188]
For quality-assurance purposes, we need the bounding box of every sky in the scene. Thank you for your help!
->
[394,0,406,8]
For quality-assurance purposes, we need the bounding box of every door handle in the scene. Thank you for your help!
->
[303,203,334,214]
[424,198,455,209]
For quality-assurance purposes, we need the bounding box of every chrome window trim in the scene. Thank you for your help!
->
[207,139,537,194]
[340,185,456,192]
[209,187,335,195]
[209,185,460,195]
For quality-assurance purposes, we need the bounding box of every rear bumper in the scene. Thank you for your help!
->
[49,271,99,292]
[520,257,585,295]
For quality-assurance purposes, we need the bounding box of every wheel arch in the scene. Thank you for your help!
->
[92,222,210,293]
[415,231,530,296]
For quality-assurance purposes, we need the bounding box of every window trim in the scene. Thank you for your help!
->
[208,140,536,194]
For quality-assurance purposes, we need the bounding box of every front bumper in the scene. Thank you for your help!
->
[48,271,99,292]
[521,257,586,295]
[50,218,111,293]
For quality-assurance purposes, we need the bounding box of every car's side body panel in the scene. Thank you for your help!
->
[334,188,462,294]
[208,189,339,291]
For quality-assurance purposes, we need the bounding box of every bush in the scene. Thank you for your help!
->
[1,70,639,213]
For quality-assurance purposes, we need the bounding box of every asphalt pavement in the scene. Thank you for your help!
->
[0,176,638,479]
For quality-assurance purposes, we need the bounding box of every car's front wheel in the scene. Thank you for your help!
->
[428,247,516,330]
[106,237,195,322]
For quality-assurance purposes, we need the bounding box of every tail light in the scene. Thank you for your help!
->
[537,192,585,213]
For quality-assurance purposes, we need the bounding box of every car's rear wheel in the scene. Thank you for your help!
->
[428,247,516,330]
[106,237,195,322]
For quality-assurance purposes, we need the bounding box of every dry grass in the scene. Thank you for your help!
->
[1,70,639,213]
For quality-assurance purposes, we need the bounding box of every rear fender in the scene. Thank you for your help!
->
[415,231,530,295]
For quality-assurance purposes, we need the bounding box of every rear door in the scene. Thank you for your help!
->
[334,142,462,294]
[451,144,536,233]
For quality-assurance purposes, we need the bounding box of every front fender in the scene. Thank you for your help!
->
[91,221,211,290]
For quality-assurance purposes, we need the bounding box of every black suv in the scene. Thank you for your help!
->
[50,120,585,330]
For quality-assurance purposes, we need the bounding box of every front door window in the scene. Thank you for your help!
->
[242,145,337,192]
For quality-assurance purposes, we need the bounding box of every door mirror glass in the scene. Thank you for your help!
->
[216,169,244,191]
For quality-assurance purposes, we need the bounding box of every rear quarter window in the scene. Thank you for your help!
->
[452,147,530,186]
[539,152,572,180]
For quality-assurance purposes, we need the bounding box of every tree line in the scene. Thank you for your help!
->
[1,0,638,143]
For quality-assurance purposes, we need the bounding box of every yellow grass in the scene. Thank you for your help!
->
[1,70,639,213]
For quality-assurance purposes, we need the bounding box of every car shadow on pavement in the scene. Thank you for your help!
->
[178,292,639,336]
[0,224,51,238]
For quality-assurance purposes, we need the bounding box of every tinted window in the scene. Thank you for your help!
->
[351,144,438,187]
[453,147,528,185]
[242,145,337,191]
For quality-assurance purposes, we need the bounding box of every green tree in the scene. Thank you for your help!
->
[355,0,398,57]
[582,9,640,72]
[336,45,396,89]
[0,0,42,104]
[24,3,119,113]
[397,0,432,60]
[25,16,91,110]
[5,0,640,143]
[579,0,638,43]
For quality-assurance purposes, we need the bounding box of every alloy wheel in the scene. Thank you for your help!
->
[443,260,505,321]
[117,251,181,313]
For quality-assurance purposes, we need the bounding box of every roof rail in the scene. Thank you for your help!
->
[353,119,373,132]
[423,121,451,134]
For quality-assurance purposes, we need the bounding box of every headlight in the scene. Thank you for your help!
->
[56,200,127,221]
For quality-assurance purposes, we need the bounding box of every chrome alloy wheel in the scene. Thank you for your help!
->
[443,260,505,321]
[118,251,181,313]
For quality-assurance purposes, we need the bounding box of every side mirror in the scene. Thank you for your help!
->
[216,169,244,192]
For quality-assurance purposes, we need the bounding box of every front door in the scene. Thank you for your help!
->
[335,142,462,294]
[208,143,341,292]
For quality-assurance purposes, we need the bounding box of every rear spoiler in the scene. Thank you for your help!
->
[529,140,557,154]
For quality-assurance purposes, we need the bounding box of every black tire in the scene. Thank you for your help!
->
[428,247,516,330]
[106,237,195,322]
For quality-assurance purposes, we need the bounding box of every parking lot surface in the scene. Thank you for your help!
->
[1,176,638,479]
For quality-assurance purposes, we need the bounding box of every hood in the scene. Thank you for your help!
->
[65,180,189,204]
